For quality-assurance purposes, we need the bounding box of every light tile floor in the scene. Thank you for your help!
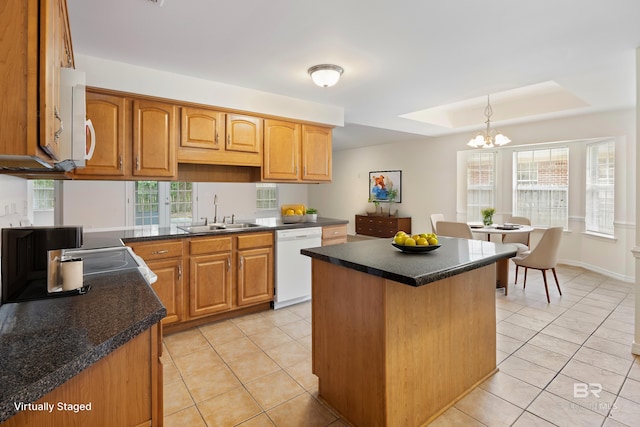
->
[162,264,639,426]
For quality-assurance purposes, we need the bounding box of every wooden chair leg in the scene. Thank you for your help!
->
[541,269,550,303]
[523,267,528,289]
[552,267,562,296]
[515,265,519,284]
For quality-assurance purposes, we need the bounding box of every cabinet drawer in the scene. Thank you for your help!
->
[129,240,183,260]
[356,216,374,225]
[237,232,273,250]
[190,236,233,255]
[322,225,347,240]
[375,218,397,227]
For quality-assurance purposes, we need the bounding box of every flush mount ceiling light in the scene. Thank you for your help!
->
[308,64,344,88]
[467,95,511,149]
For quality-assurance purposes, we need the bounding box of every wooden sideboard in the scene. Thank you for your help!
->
[355,215,412,238]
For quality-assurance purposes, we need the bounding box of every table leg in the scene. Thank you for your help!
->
[496,258,509,295]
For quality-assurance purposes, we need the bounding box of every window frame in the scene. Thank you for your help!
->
[512,146,569,229]
[465,151,496,223]
[127,181,197,227]
[585,139,615,236]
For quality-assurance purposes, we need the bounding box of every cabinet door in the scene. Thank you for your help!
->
[226,114,262,153]
[237,247,273,306]
[75,92,128,176]
[146,258,183,325]
[301,125,332,182]
[263,119,300,180]
[133,100,176,177]
[40,0,64,160]
[180,107,224,151]
[189,253,232,317]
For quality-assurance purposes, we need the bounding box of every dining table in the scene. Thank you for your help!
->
[470,223,535,241]
[468,223,534,295]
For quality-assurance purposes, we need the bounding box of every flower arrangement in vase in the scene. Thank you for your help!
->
[481,208,496,226]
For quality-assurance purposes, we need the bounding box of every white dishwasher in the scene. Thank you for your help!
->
[274,227,322,309]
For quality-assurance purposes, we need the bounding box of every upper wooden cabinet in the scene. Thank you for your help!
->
[178,108,262,167]
[1,0,73,166]
[72,91,177,180]
[180,107,224,151]
[262,119,301,180]
[133,100,177,178]
[263,120,332,182]
[301,125,332,182]
[226,114,262,153]
[74,91,128,176]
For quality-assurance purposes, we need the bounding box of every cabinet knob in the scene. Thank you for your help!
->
[227,134,231,146]
[215,132,219,145]
[151,249,169,255]
[178,264,182,280]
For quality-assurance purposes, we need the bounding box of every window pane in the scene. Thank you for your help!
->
[466,152,495,222]
[256,183,278,210]
[135,181,159,225]
[513,147,568,228]
[585,140,614,235]
[170,182,193,224]
[32,179,55,210]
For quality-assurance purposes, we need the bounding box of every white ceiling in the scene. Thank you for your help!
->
[67,0,640,150]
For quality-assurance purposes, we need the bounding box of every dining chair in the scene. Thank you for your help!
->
[430,213,445,234]
[436,221,473,239]
[512,227,563,303]
[502,216,531,246]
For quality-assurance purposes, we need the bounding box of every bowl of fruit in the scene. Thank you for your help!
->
[391,231,440,253]
[282,204,307,223]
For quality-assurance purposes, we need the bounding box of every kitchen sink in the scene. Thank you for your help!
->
[178,223,262,233]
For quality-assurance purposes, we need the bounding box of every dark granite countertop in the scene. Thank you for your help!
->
[0,270,166,422]
[82,216,348,247]
[301,236,517,287]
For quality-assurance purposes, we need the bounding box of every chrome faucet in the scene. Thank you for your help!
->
[213,194,218,223]
[200,217,208,226]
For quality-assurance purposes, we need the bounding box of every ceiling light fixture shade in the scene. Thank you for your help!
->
[467,95,511,149]
[308,64,344,87]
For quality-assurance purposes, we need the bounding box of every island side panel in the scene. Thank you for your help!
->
[311,259,387,427]
[385,264,497,426]
[2,326,157,427]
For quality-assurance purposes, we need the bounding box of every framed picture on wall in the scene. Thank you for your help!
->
[368,170,402,203]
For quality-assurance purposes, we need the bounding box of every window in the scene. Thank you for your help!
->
[32,179,55,211]
[513,147,569,228]
[133,181,194,226]
[585,140,615,235]
[256,183,278,210]
[466,152,495,222]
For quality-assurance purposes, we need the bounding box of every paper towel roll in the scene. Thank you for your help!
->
[61,259,83,291]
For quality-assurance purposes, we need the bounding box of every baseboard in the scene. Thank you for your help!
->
[558,259,634,283]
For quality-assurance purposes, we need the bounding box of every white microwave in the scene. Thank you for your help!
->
[59,68,95,170]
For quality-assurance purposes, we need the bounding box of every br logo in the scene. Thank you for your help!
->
[573,383,602,398]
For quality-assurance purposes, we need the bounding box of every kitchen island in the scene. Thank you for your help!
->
[301,236,517,427]
[0,269,165,426]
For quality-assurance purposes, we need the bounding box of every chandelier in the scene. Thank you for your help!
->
[467,95,511,148]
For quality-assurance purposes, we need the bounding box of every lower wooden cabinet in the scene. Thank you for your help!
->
[2,324,162,427]
[355,215,412,238]
[130,232,274,330]
[189,251,233,317]
[145,258,184,325]
[128,239,185,326]
[322,224,348,246]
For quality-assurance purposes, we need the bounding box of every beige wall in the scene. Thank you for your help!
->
[309,108,636,281]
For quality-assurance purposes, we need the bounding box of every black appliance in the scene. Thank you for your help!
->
[1,226,83,304]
